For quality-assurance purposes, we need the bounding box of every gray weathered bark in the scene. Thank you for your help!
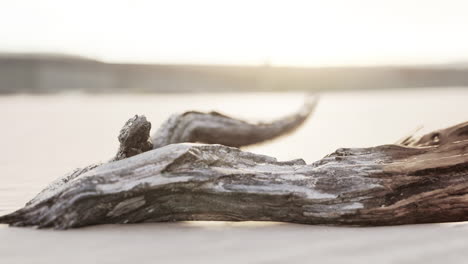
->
[113,115,153,161]
[151,97,318,148]
[18,102,315,211]
[1,103,467,229]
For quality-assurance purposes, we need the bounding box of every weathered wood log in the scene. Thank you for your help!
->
[151,97,317,148]
[24,115,153,207]
[0,108,467,229]
[20,103,315,210]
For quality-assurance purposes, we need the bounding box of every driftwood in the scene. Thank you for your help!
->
[1,100,467,229]
[151,97,317,148]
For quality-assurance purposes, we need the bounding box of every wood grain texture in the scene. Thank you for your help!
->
[1,105,467,229]
[151,97,317,148]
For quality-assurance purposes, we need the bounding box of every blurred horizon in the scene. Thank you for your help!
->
[3,51,468,68]
[2,0,468,93]
[2,51,468,94]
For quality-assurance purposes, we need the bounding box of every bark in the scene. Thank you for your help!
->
[1,104,467,229]
[150,97,318,148]
[18,102,313,211]
[113,115,153,161]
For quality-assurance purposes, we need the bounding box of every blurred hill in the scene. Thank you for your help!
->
[1,53,468,93]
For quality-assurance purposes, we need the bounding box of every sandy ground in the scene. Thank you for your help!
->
[1,221,468,264]
[0,88,467,263]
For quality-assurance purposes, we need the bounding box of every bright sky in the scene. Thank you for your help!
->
[1,0,468,66]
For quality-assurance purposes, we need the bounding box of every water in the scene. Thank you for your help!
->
[0,87,467,263]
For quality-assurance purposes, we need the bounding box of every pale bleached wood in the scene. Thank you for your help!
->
[1,115,467,229]
[0,100,317,228]
[150,97,318,148]
[18,101,314,212]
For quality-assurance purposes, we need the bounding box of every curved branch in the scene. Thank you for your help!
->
[1,121,467,229]
[150,97,318,149]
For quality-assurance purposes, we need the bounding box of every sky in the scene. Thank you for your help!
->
[1,0,468,66]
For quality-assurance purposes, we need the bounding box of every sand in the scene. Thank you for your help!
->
[1,221,468,264]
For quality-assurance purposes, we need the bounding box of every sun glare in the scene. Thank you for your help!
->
[1,0,468,66]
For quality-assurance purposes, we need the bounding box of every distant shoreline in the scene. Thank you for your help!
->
[1,53,468,94]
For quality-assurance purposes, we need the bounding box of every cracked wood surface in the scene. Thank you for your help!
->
[0,102,467,229]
